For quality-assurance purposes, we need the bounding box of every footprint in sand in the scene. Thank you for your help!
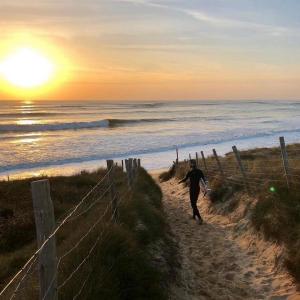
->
[158,179,298,300]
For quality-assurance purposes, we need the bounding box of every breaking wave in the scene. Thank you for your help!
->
[0,118,174,133]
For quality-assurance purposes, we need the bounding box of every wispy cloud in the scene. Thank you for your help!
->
[116,0,295,37]
[115,0,167,9]
[184,9,289,36]
[1,0,295,37]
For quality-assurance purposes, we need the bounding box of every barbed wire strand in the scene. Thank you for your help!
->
[57,189,129,293]
[41,199,116,300]
[69,183,112,221]
[0,166,113,297]
[9,256,38,300]
[42,188,130,300]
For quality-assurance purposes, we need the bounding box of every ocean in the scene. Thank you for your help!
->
[1,100,300,179]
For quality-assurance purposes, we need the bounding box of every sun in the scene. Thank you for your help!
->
[0,47,55,89]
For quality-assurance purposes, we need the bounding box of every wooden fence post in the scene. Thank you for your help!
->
[195,152,199,167]
[131,158,135,179]
[232,146,250,194]
[176,147,179,165]
[213,149,225,177]
[106,160,118,221]
[31,179,58,300]
[133,159,138,176]
[125,159,131,187]
[121,160,124,171]
[201,151,208,173]
[279,136,291,189]
[137,159,141,168]
[128,158,133,186]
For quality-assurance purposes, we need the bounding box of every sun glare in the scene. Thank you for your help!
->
[0,47,55,89]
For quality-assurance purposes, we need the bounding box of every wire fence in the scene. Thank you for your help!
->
[179,136,300,194]
[3,136,299,299]
[0,158,141,300]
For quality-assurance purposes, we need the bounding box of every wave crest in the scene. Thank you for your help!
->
[0,118,173,133]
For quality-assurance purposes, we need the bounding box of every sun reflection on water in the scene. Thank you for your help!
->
[13,121,43,143]
[12,132,43,144]
[23,100,33,105]
[16,119,40,125]
[16,137,41,144]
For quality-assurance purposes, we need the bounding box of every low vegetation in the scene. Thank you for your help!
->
[162,143,300,283]
[0,167,176,299]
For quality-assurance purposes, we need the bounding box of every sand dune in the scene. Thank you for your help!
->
[159,178,300,300]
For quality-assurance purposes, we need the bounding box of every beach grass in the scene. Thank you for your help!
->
[162,143,300,282]
[0,167,176,299]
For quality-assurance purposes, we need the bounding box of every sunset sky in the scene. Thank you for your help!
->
[0,0,300,101]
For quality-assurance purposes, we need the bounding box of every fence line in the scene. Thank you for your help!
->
[280,136,291,189]
[0,167,113,299]
[9,256,38,300]
[1,158,142,300]
[31,179,57,300]
[177,136,300,193]
[212,149,225,178]
[66,188,131,299]
[57,231,107,292]
[232,145,250,194]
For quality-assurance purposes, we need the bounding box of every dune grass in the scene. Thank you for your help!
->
[0,167,176,299]
[0,169,107,286]
[162,143,300,282]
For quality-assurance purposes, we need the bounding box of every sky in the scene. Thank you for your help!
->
[0,0,300,101]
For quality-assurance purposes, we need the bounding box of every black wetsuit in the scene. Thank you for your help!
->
[182,168,206,220]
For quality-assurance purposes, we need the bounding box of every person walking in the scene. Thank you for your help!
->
[179,160,206,224]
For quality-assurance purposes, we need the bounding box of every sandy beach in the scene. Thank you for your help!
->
[158,177,300,300]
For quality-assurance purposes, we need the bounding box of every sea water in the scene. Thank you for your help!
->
[1,100,300,178]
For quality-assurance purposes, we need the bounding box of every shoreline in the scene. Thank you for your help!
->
[2,131,300,180]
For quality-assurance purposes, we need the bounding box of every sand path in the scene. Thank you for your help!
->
[159,178,298,300]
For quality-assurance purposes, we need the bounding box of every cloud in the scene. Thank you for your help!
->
[114,0,295,37]
[184,9,289,36]
[114,0,167,9]
[1,0,296,38]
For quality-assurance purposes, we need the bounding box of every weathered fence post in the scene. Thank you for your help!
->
[195,152,199,167]
[213,149,225,177]
[201,151,208,173]
[131,158,135,179]
[176,147,179,165]
[106,160,118,221]
[121,160,124,172]
[279,136,291,189]
[125,159,131,187]
[133,159,138,176]
[137,159,141,168]
[31,179,58,300]
[128,158,133,186]
[232,146,250,194]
